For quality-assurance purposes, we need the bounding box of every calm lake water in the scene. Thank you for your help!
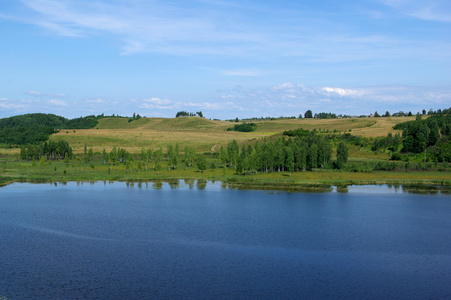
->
[1,181,450,299]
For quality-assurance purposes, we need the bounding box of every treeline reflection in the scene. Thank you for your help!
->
[28,180,451,194]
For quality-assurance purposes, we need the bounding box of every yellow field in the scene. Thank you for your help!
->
[50,116,415,154]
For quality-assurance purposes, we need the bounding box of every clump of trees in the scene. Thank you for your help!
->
[20,140,73,160]
[128,113,142,122]
[315,112,337,119]
[219,132,333,175]
[393,115,451,162]
[371,133,402,152]
[175,111,204,118]
[283,128,310,137]
[227,123,257,132]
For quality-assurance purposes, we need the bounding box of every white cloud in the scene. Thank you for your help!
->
[0,99,26,109]
[140,98,174,110]
[143,97,172,105]
[27,90,41,96]
[321,87,362,97]
[48,99,68,106]
[27,90,66,98]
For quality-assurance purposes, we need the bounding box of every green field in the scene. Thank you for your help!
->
[1,115,450,188]
[48,116,414,154]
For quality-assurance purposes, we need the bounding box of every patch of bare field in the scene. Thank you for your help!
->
[52,127,269,154]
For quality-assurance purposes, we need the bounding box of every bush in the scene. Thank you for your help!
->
[390,152,402,161]
[228,123,257,132]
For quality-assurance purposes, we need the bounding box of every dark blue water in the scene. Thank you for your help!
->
[1,182,450,299]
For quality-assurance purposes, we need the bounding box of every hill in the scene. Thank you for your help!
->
[50,116,416,155]
[0,113,99,145]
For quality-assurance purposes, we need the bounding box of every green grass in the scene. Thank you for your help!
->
[49,116,413,155]
[1,156,450,189]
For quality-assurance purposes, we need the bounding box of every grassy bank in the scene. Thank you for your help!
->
[1,156,450,189]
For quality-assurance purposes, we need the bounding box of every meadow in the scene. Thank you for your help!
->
[1,115,450,188]
[49,116,414,154]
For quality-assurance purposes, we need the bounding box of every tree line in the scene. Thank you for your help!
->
[218,133,347,175]
[20,140,73,161]
[175,111,204,118]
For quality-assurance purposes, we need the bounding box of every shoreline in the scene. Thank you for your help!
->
[1,176,450,194]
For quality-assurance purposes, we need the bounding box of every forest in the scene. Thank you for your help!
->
[0,113,99,145]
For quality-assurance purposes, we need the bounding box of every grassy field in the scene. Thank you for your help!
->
[49,116,415,154]
[2,115,449,189]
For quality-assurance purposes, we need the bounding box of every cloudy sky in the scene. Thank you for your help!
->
[1,0,450,119]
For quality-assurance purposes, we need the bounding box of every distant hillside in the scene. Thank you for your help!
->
[96,116,219,131]
[0,113,98,145]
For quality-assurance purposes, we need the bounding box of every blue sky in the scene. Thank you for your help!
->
[1,0,450,119]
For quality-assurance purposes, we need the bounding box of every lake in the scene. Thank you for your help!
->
[1,181,450,299]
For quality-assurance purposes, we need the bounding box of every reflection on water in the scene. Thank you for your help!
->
[2,179,450,194]
[197,179,207,190]
[184,179,195,189]
[336,185,349,193]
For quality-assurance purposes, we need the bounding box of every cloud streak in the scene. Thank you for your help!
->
[380,0,451,22]
[4,0,445,63]
[27,90,66,98]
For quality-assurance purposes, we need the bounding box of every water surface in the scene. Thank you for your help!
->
[1,181,450,299]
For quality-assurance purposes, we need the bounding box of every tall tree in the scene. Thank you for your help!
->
[196,154,207,172]
[336,142,348,169]
[285,146,294,176]
[304,110,313,118]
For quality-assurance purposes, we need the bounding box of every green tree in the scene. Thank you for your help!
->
[88,148,94,162]
[304,110,313,118]
[102,148,108,165]
[167,144,178,169]
[153,148,163,170]
[428,120,440,146]
[219,146,228,169]
[196,154,207,172]
[183,146,195,169]
[306,144,317,170]
[285,147,294,176]
[141,147,148,170]
[336,142,348,169]
[227,140,239,168]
